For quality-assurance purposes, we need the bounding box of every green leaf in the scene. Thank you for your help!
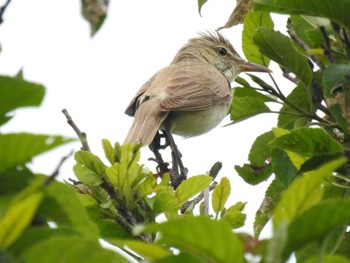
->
[0,133,74,174]
[0,178,44,249]
[278,83,313,129]
[109,239,171,260]
[254,178,285,238]
[144,217,244,263]
[175,175,212,205]
[218,0,253,29]
[304,255,350,263]
[41,180,100,240]
[234,163,272,185]
[269,128,344,158]
[102,139,115,165]
[249,131,274,166]
[242,11,273,65]
[222,202,247,229]
[0,75,45,126]
[74,150,106,176]
[284,199,350,259]
[289,15,330,49]
[73,163,103,186]
[81,0,109,36]
[273,157,347,228]
[323,63,350,134]
[229,93,271,123]
[253,0,350,31]
[253,28,313,87]
[271,148,297,186]
[198,0,208,15]
[212,177,231,214]
[21,236,127,263]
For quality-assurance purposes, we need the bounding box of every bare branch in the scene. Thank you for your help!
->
[44,150,74,186]
[62,108,91,151]
[0,0,11,25]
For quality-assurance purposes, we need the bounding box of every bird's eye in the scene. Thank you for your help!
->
[217,47,227,56]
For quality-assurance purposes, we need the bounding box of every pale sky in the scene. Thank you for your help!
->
[0,0,290,236]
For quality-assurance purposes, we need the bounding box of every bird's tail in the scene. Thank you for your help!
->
[124,103,167,146]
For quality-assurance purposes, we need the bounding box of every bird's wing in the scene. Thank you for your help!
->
[160,65,231,112]
[124,73,158,117]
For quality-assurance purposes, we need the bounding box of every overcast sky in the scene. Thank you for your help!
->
[0,0,290,237]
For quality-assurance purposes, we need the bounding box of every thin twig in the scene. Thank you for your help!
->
[320,25,336,63]
[44,150,74,186]
[62,109,90,151]
[0,0,11,24]
[180,182,217,213]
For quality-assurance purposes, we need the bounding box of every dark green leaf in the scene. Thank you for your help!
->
[271,148,297,186]
[278,83,313,129]
[229,95,270,123]
[0,133,74,174]
[303,255,350,263]
[254,178,285,238]
[253,28,313,87]
[234,163,272,185]
[144,217,244,263]
[322,63,350,134]
[269,128,344,158]
[253,0,350,31]
[0,165,34,195]
[249,131,274,166]
[0,75,45,126]
[242,11,273,65]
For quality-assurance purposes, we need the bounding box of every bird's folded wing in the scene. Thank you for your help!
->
[160,66,231,112]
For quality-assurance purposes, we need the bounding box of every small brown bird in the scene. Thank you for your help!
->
[124,31,270,146]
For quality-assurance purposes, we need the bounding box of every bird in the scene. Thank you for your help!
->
[124,31,271,186]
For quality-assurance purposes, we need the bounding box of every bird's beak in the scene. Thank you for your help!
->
[236,60,272,73]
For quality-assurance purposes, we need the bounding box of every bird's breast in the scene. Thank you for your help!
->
[169,104,229,138]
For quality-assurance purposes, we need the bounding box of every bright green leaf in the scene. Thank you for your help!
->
[21,236,127,263]
[212,177,231,214]
[273,157,347,228]
[0,133,74,174]
[144,217,244,263]
[223,202,247,229]
[243,11,273,65]
[0,179,44,249]
[284,199,350,259]
[102,139,115,165]
[198,0,208,15]
[175,175,212,205]
[74,150,106,176]
[304,255,350,263]
[73,163,103,186]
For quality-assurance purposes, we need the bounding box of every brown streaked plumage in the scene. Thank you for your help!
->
[124,31,271,146]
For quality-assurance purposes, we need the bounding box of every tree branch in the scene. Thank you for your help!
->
[0,0,11,25]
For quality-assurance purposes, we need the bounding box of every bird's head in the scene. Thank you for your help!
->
[172,31,271,82]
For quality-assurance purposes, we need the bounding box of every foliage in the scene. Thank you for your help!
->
[2,0,350,262]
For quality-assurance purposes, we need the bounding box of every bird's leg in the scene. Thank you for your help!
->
[163,123,188,188]
[148,131,170,177]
